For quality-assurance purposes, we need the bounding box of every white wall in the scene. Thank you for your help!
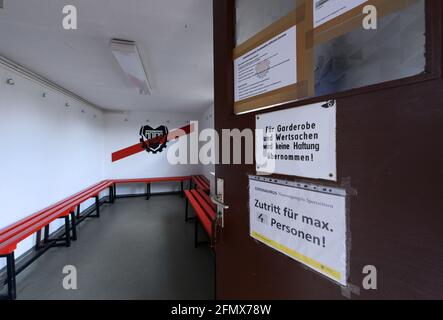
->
[198,104,215,190]
[103,111,201,195]
[0,66,213,269]
[0,65,105,267]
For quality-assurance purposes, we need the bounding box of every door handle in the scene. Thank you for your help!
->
[210,195,229,210]
[211,194,229,229]
[213,178,228,229]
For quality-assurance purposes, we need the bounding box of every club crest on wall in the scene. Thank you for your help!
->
[139,125,169,154]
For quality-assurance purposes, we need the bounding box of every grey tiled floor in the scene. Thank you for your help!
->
[10,196,214,300]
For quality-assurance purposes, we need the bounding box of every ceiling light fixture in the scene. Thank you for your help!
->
[110,39,152,95]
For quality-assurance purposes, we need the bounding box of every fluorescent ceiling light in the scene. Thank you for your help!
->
[110,39,152,95]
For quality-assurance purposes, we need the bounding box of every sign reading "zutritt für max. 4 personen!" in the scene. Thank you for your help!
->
[249,176,348,286]
[256,100,336,181]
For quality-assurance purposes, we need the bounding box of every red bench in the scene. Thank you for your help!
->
[184,189,218,249]
[112,176,191,200]
[0,180,114,300]
[1,175,191,299]
[191,175,210,194]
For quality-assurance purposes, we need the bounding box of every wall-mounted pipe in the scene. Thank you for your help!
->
[0,55,103,111]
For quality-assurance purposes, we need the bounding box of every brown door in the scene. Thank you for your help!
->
[213,0,443,299]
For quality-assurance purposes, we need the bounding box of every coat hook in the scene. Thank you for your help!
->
[65,102,70,107]
[6,78,15,85]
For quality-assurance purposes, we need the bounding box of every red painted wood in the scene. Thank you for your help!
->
[196,189,217,211]
[192,175,210,193]
[0,210,71,255]
[113,176,191,184]
[0,181,113,254]
[192,190,216,220]
[185,191,213,236]
[0,175,187,256]
[0,181,110,237]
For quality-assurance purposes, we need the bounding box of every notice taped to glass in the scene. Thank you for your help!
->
[314,0,368,28]
[256,100,336,181]
[249,176,348,286]
[234,26,297,102]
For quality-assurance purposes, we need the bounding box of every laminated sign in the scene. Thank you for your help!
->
[234,26,297,103]
[314,0,368,28]
[256,100,336,181]
[249,176,348,286]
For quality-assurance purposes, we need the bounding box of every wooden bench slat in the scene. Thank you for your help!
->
[66,181,113,209]
[0,208,72,255]
[0,177,185,256]
[199,175,210,186]
[113,176,190,184]
[0,181,113,245]
[185,191,213,236]
[192,176,210,193]
[193,175,209,187]
[0,180,110,237]
[196,189,216,211]
[0,177,190,299]
[191,190,216,220]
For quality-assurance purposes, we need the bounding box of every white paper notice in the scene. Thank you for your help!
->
[314,0,368,28]
[249,177,348,285]
[256,100,336,181]
[234,26,297,102]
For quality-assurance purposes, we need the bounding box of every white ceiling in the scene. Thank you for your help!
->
[0,0,213,114]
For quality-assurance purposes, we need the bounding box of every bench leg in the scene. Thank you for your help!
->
[44,225,50,244]
[113,184,117,202]
[181,181,184,198]
[95,196,100,218]
[185,198,189,222]
[76,205,81,219]
[146,183,151,200]
[5,253,17,300]
[64,216,71,247]
[194,218,199,248]
[108,186,113,203]
[35,230,42,250]
[70,211,77,241]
